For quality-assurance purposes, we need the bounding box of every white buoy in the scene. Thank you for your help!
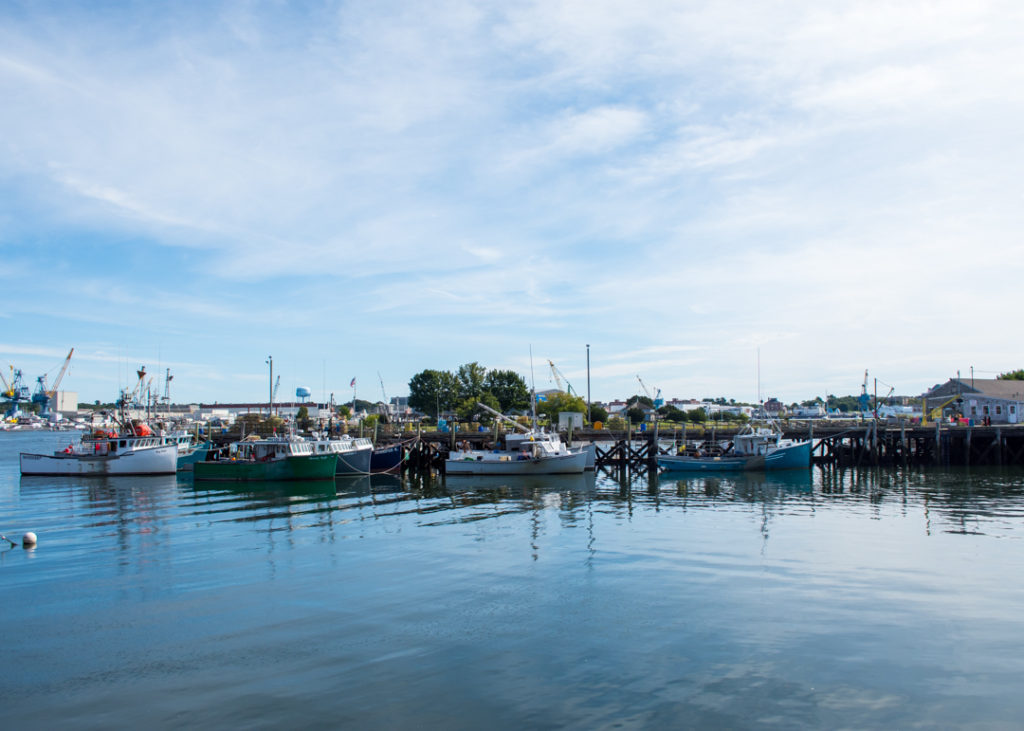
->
[22,531,37,547]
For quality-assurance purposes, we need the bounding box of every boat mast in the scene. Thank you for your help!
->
[529,345,537,430]
[477,401,530,433]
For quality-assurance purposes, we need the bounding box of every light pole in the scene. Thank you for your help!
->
[266,355,273,417]
[586,343,591,423]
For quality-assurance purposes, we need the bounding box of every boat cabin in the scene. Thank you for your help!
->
[230,439,313,461]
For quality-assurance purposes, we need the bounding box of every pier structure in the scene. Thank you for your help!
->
[206,421,1024,475]
[380,422,1024,475]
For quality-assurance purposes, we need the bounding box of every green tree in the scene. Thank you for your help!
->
[537,392,587,423]
[456,392,501,422]
[296,405,311,431]
[998,370,1024,380]
[606,415,628,430]
[657,404,686,422]
[456,362,488,401]
[626,405,647,423]
[627,394,654,409]
[685,408,707,423]
[589,403,609,423]
[408,369,459,418]
[484,369,530,412]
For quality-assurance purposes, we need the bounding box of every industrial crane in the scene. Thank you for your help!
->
[33,348,74,418]
[636,375,664,407]
[547,360,576,396]
[0,367,16,417]
[0,367,12,400]
[377,371,391,422]
[922,394,964,426]
[3,367,30,403]
[118,366,149,410]
[162,368,174,407]
[857,370,871,413]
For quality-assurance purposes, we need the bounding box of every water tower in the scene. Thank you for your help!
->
[296,386,311,403]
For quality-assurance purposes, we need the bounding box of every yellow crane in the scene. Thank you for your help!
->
[921,393,964,426]
[547,359,576,396]
[0,366,13,400]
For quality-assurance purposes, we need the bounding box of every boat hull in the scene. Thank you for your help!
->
[335,447,372,475]
[370,444,403,472]
[658,441,811,472]
[177,441,214,472]
[19,444,178,476]
[446,450,587,475]
[193,454,337,481]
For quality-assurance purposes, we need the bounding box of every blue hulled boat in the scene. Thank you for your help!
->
[658,425,811,472]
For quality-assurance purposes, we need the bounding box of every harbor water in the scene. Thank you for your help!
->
[4,431,1024,728]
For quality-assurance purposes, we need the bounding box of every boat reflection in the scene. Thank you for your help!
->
[443,471,597,497]
[192,477,339,499]
[659,468,814,501]
[334,473,404,498]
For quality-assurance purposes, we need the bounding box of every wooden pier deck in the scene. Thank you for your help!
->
[385,422,1024,474]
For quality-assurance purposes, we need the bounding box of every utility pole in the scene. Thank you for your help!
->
[267,356,273,417]
[586,343,591,423]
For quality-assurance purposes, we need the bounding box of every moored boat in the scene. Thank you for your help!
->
[177,440,215,472]
[447,401,588,475]
[370,442,404,472]
[446,431,587,475]
[193,437,337,481]
[658,424,811,472]
[308,434,374,474]
[20,432,178,476]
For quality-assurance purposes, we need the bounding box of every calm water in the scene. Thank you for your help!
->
[3,432,1024,729]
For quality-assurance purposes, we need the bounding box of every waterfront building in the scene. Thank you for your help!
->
[923,378,1024,424]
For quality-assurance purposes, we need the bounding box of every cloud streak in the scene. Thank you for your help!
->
[1,1,1022,403]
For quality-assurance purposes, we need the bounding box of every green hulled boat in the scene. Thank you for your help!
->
[193,437,337,482]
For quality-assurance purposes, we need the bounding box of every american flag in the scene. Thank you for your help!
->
[350,378,356,387]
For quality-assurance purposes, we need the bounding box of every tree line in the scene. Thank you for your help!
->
[408,362,591,424]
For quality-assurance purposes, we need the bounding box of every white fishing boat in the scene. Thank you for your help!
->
[506,431,596,470]
[19,389,193,477]
[20,431,178,476]
[446,434,588,475]
[445,402,587,475]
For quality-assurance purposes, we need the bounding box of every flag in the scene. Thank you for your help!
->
[350,378,356,387]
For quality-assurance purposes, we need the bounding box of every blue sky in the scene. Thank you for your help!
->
[2,0,1023,406]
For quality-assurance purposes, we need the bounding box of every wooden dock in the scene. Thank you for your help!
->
[207,421,1024,475]
[380,422,1024,475]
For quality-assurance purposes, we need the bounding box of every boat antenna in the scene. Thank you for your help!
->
[529,345,537,429]
[756,347,762,418]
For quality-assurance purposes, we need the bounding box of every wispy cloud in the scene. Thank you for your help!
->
[0,1,1022,403]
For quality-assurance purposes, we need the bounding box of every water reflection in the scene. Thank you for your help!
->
[12,460,1024,568]
[443,471,597,496]
[8,428,1024,730]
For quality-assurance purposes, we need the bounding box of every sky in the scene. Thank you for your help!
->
[2,0,1023,407]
